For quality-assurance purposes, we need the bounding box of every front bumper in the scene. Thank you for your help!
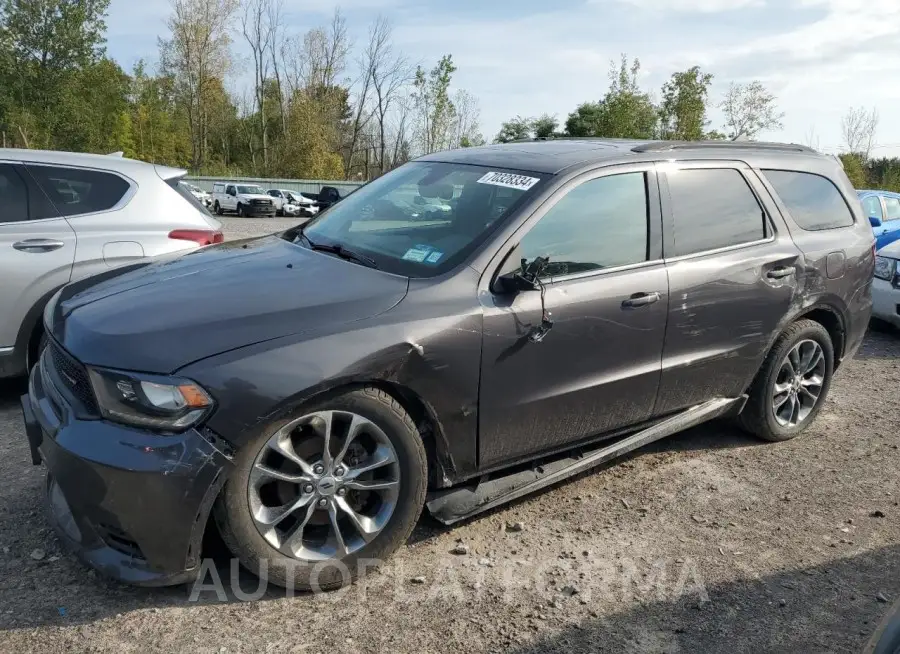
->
[872,278,900,328]
[242,203,276,216]
[22,351,232,586]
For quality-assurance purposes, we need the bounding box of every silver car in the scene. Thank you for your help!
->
[0,149,223,378]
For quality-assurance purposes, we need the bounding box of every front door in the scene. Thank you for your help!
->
[478,165,668,468]
[0,162,75,350]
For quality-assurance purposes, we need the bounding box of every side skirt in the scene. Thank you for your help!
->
[426,396,747,525]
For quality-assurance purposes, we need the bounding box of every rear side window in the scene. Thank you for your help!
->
[762,169,854,231]
[884,197,900,221]
[667,168,766,257]
[27,165,130,217]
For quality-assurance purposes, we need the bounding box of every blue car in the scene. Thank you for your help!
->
[858,189,900,250]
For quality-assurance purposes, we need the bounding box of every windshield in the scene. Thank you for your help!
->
[299,161,545,276]
[237,185,264,194]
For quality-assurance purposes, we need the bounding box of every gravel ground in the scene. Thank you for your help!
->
[1,217,899,652]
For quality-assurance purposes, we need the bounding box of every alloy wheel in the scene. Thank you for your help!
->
[247,410,400,561]
[772,339,826,428]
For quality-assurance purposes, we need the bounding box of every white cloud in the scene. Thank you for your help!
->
[600,0,765,12]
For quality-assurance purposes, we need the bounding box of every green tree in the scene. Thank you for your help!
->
[0,0,112,148]
[564,56,657,139]
[659,66,713,141]
[719,81,784,141]
[495,115,532,143]
[839,153,868,189]
[532,113,558,139]
[413,54,457,153]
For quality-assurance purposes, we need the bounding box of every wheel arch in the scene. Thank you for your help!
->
[793,303,846,369]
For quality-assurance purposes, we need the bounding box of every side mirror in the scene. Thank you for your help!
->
[870,216,883,228]
[492,256,550,294]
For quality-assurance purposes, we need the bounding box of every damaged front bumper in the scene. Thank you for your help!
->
[22,354,233,586]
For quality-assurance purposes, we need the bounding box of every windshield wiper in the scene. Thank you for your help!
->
[298,231,379,269]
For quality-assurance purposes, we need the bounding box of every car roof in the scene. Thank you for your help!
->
[0,147,185,179]
[417,138,827,175]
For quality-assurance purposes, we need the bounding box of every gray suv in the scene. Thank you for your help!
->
[0,149,223,379]
[21,139,873,590]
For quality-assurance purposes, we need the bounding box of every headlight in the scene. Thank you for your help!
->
[875,256,898,281]
[88,367,214,431]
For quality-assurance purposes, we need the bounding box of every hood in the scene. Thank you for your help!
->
[878,240,900,258]
[50,235,409,373]
[238,192,271,201]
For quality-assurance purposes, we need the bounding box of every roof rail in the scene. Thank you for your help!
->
[631,140,817,154]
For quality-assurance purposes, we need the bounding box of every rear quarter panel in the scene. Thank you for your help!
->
[752,157,874,364]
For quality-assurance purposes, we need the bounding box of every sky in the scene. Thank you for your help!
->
[106,0,900,157]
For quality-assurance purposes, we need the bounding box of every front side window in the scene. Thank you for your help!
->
[668,168,766,257]
[763,169,854,230]
[26,165,131,217]
[299,162,546,276]
[518,172,649,277]
[884,197,900,221]
[226,185,235,195]
[862,195,884,221]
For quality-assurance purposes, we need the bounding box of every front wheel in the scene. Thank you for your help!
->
[739,319,834,442]
[237,203,246,217]
[214,201,223,216]
[215,387,428,590]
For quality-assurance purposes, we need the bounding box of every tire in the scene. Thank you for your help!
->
[739,319,834,442]
[214,201,223,216]
[237,203,245,217]
[215,387,428,591]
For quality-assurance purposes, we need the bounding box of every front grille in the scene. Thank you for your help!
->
[252,199,271,206]
[48,340,98,413]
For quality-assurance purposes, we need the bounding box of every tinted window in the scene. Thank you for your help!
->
[862,195,884,220]
[0,164,29,223]
[668,168,766,257]
[27,165,130,217]
[518,172,648,277]
[885,197,900,221]
[226,185,235,195]
[763,169,854,231]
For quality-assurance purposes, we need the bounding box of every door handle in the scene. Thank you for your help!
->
[622,292,661,309]
[766,266,794,280]
[13,239,65,253]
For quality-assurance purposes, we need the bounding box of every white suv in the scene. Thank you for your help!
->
[212,182,275,217]
[266,189,318,217]
[0,149,223,379]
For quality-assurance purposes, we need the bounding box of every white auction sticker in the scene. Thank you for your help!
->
[476,171,540,191]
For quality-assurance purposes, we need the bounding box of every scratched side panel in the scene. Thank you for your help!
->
[179,268,484,482]
[655,242,801,414]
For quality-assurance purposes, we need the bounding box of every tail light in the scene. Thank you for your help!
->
[168,229,224,246]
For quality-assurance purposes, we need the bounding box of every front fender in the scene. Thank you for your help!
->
[178,301,484,482]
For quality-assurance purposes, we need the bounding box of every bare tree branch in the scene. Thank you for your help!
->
[841,106,879,158]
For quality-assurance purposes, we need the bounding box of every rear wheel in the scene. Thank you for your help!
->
[215,387,427,590]
[739,319,834,442]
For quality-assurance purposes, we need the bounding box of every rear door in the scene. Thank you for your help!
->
[0,162,75,350]
[478,164,668,467]
[654,162,802,414]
